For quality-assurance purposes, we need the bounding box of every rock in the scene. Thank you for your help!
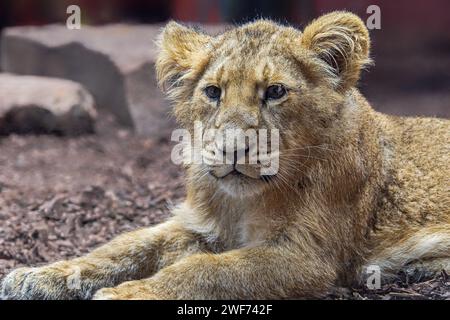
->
[0,73,96,136]
[0,24,168,137]
[0,24,226,137]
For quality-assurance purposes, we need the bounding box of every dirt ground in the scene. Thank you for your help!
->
[0,112,448,300]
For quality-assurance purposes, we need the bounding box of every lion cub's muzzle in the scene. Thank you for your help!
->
[203,132,278,179]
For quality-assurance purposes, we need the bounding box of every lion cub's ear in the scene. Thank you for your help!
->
[301,11,371,91]
[156,21,212,99]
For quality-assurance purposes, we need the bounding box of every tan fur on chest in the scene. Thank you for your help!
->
[174,192,281,249]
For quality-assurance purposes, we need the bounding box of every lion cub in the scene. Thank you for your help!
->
[2,11,449,300]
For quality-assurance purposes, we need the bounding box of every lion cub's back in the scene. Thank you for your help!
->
[378,114,449,225]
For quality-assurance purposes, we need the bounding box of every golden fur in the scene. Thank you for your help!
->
[1,11,449,300]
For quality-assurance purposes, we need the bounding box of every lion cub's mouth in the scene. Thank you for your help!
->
[226,170,245,178]
[209,167,251,179]
[209,164,270,180]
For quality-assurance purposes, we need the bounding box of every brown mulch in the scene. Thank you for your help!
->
[0,113,185,278]
[0,114,448,300]
[328,272,449,300]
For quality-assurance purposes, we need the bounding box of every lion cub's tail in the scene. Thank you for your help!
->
[362,225,450,281]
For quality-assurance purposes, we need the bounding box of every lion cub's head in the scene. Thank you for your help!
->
[156,12,371,197]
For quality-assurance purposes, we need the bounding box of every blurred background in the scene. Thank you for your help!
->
[0,0,449,117]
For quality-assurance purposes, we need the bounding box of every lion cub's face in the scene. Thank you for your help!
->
[157,12,370,197]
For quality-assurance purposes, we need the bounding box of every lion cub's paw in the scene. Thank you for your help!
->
[1,264,88,300]
[92,287,129,300]
[92,283,165,300]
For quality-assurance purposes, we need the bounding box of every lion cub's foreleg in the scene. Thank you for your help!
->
[1,219,204,300]
[93,246,337,299]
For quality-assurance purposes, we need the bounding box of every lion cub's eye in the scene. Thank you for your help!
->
[204,85,221,101]
[265,85,287,100]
